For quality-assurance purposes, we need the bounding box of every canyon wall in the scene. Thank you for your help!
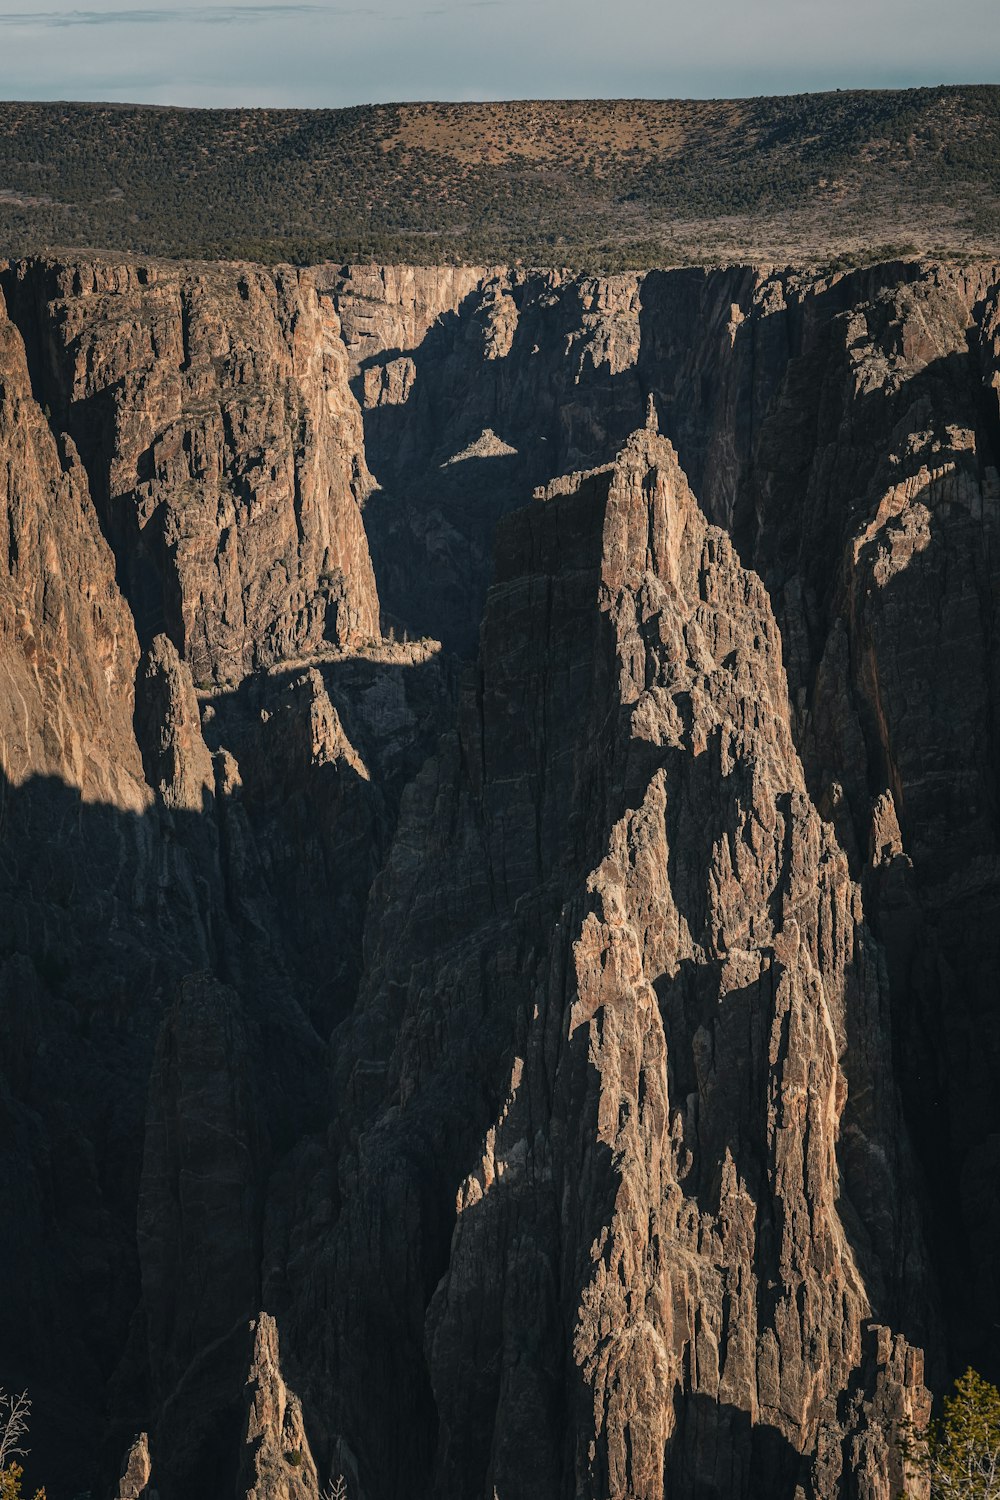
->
[0,253,998,1500]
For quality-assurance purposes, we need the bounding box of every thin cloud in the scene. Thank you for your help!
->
[0,0,507,20]
[417,2,506,12]
[0,4,333,25]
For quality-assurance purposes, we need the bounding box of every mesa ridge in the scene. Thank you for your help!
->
[0,88,999,266]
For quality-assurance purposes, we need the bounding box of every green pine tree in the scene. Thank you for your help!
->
[902,1368,1000,1499]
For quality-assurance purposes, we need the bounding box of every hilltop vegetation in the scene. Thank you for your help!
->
[0,87,998,267]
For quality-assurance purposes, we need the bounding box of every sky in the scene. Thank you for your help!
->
[0,0,996,108]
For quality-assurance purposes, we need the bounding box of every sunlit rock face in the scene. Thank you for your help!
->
[2,258,381,686]
[1,253,998,1500]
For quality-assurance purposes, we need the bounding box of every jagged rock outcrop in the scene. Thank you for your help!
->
[264,425,929,1500]
[0,258,380,683]
[0,278,157,1486]
[1,251,999,1500]
[0,265,427,1496]
[239,1314,320,1500]
[116,1433,153,1500]
[740,266,1000,1377]
[329,255,1000,1384]
[325,262,489,375]
[0,281,146,805]
[136,634,216,813]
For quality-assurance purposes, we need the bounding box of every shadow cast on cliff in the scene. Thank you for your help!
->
[749,335,1000,1385]
[5,263,997,1500]
[0,761,325,1497]
[0,267,188,657]
[0,639,455,1500]
[848,460,1000,1384]
[349,279,651,653]
[664,1390,808,1500]
[634,259,928,546]
[352,261,936,659]
[197,645,456,1032]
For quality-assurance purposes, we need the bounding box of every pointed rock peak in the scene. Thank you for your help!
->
[616,418,686,482]
[869,787,906,867]
[241,1312,320,1499]
[645,392,659,432]
[532,421,688,520]
[442,427,519,466]
[116,1432,153,1500]
[135,632,216,812]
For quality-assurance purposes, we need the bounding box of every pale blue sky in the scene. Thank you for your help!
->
[0,0,996,106]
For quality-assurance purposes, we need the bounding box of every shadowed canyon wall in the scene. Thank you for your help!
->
[0,253,998,1500]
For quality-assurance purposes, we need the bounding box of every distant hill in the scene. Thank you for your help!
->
[0,88,998,268]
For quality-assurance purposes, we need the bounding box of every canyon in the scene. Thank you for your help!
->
[0,251,999,1499]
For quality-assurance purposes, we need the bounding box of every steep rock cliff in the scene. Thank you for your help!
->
[0,265,437,1495]
[332,264,646,650]
[331,256,1000,1385]
[263,422,930,1500]
[0,279,156,1479]
[1,258,380,683]
[0,253,997,1500]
